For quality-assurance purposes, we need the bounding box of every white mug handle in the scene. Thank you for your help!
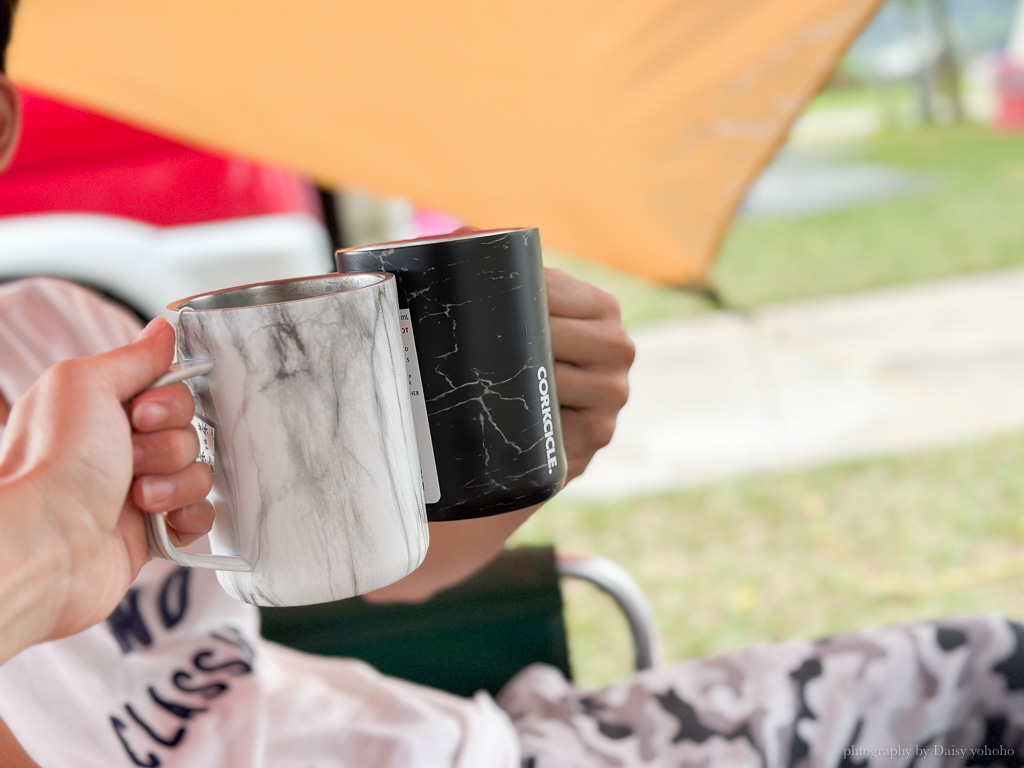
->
[142,361,252,573]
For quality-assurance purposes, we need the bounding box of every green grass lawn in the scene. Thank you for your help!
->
[513,432,1024,688]
[716,123,1024,308]
[546,120,1024,327]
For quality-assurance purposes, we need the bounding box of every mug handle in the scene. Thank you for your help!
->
[142,361,253,573]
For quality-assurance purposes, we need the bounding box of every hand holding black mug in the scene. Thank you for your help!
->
[364,265,635,604]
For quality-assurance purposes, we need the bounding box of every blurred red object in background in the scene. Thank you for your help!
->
[996,59,1024,133]
[0,89,321,225]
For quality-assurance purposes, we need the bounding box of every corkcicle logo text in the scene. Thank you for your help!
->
[537,367,558,473]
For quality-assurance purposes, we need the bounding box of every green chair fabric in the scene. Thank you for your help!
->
[259,546,572,698]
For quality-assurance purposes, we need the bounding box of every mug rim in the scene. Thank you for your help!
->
[337,227,531,255]
[167,272,392,312]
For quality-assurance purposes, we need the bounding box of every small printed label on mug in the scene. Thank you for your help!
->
[400,308,441,503]
[192,416,215,473]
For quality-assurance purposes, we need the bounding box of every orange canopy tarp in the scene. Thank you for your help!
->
[8,0,883,285]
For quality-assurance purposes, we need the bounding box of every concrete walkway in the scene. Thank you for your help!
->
[740,144,932,219]
[563,267,1024,500]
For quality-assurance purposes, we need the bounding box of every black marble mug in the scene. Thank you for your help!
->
[337,228,567,521]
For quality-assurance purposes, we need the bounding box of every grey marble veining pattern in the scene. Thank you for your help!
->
[174,277,427,607]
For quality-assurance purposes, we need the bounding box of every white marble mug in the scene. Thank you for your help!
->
[146,273,429,607]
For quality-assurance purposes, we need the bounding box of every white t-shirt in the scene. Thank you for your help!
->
[0,278,519,768]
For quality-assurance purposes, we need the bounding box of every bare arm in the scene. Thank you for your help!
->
[366,268,634,603]
[0,716,39,768]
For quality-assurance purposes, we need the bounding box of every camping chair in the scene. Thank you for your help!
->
[259,545,662,698]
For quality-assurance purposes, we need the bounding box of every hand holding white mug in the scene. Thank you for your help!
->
[0,318,213,663]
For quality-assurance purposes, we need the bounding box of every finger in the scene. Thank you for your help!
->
[550,316,606,367]
[130,383,196,432]
[169,526,212,549]
[166,500,216,541]
[118,501,151,578]
[559,408,617,481]
[90,318,177,403]
[132,461,213,513]
[553,361,630,412]
[132,427,201,475]
[545,268,622,321]
[135,503,214,552]
[550,316,636,370]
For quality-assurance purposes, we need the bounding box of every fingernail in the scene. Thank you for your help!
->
[141,478,175,509]
[132,401,170,430]
[139,317,169,340]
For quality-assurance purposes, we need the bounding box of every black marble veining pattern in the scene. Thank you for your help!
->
[338,228,568,521]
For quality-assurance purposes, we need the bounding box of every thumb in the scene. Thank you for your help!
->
[91,318,177,403]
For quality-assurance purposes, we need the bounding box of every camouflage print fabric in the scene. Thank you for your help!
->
[496,615,1024,768]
